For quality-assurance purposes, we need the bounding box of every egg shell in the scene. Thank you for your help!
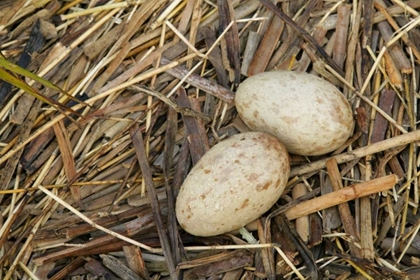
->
[176,132,290,237]
[235,71,354,156]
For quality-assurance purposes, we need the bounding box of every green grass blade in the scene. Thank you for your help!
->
[0,67,83,119]
[0,55,89,107]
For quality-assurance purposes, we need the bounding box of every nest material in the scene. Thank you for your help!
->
[0,0,420,279]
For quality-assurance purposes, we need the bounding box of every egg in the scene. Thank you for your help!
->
[176,132,290,236]
[235,71,354,156]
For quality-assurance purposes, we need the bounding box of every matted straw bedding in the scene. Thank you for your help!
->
[0,0,420,279]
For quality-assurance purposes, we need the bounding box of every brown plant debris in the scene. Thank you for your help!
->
[1,0,420,279]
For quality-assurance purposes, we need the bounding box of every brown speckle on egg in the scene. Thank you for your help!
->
[256,181,271,191]
[235,71,354,156]
[175,132,290,237]
[241,199,250,209]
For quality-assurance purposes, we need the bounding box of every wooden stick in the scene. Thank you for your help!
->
[52,120,82,209]
[160,57,234,103]
[217,0,241,83]
[343,0,361,97]
[0,100,42,202]
[259,0,345,77]
[101,254,143,280]
[130,124,178,279]
[123,246,150,280]
[333,4,350,70]
[247,14,284,75]
[290,129,420,177]
[48,257,85,280]
[326,158,362,257]
[285,174,399,220]
[292,184,309,243]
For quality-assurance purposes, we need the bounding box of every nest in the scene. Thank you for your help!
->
[0,0,420,279]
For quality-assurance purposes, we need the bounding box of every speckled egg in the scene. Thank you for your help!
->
[175,132,290,236]
[235,71,354,156]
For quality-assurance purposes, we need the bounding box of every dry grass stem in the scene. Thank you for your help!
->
[37,185,159,253]
[60,2,129,20]
[290,129,420,176]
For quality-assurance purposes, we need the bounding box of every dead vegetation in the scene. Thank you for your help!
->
[0,0,420,279]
